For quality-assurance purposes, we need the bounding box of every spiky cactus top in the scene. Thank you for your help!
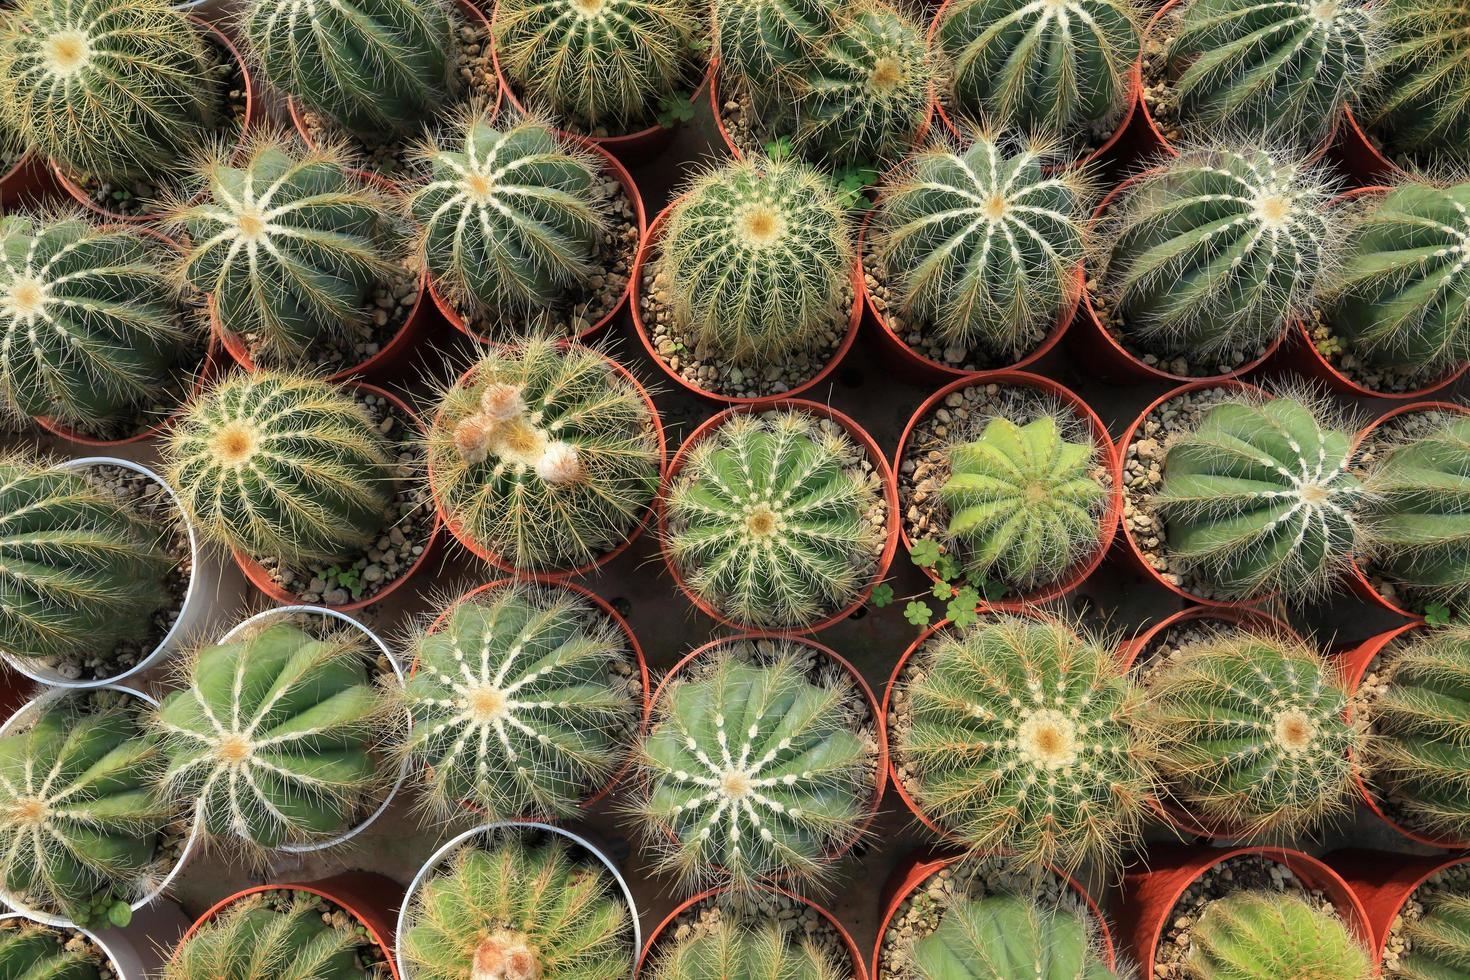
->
[1136,629,1362,838]
[1153,395,1363,601]
[428,337,661,572]
[0,919,104,980]
[1102,149,1336,361]
[660,155,852,365]
[909,894,1118,980]
[1358,0,1470,166]
[646,919,848,980]
[872,134,1089,359]
[1186,891,1372,979]
[0,0,217,183]
[165,371,394,566]
[1398,889,1470,978]
[895,615,1153,874]
[664,409,884,629]
[631,638,874,895]
[396,584,641,820]
[164,890,366,980]
[242,0,454,139]
[400,833,633,980]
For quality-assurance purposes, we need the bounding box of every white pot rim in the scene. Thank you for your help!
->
[0,911,126,977]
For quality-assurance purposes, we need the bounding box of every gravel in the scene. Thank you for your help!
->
[1305,307,1461,395]
[648,890,857,978]
[1381,863,1470,974]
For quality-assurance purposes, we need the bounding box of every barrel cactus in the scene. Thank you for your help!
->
[894,615,1154,874]
[660,155,852,364]
[713,0,838,97]
[631,638,873,895]
[395,584,640,820]
[1399,890,1470,978]
[400,833,633,980]
[1187,891,1372,979]
[1101,148,1337,362]
[646,919,847,980]
[1136,629,1362,838]
[0,919,103,980]
[164,890,364,980]
[242,0,454,139]
[1358,0,1470,167]
[164,371,394,566]
[427,337,661,572]
[910,894,1118,980]
[1154,395,1363,601]
[872,134,1089,359]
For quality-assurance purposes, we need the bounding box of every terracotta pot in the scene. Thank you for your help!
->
[232,381,444,612]
[1336,107,1409,186]
[0,152,58,210]
[51,18,257,225]
[657,399,898,633]
[1117,845,1372,980]
[1329,849,1470,964]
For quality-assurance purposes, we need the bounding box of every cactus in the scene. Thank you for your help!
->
[0,0,217,183]
[492,0,700,133]
[1186,891,1373,980]
[664,410,883,629]
[1153,395,1363,600]
[938,415,1110,592]
[935,0,1139,143]
[426,337,660,572]
[400,834,633,980]
[164,371,393,566]
[1136,629,1362,838]
[1358,0,1470,167]
[407,112,608,328]
[242,0,454,139]
[646,919,847,980]
[910,894,1118,980]
[163,893,362,980]
[895,615,1153,874]
[0,692,173,926]
[153,620,387,851]
[1324,181,1470,376]
[168,137,400,368]
[630,639,872,894]
[395,584,640,820]
[1102,149,1337,361]
[0,458,174,672]
[660,155,852,365]
[871,134,1089,358]
[1398,891,1470,979]
[0,919,102,980]
[712,0,838,97]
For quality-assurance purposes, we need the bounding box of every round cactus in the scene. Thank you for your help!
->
[872,134,1089,359]
[910,894,1118,980]
[713,0,838,96]
[164,371,394,566]
[164,890,365,980]
[647,919,847,980]
[1136,629,1362,838]
[660,155,852,365]
[1186,891,1373,980]
[0,919,103,980]
[1358,0,1470,167]
[427,337,661,572]
[895,615,1154,874]
[630,638,874,895]
[1102,148,1337,362]
[664,409,884,630]
[1399,890,1470,978]
[395,584,641,820]
[1154,395,1363,600]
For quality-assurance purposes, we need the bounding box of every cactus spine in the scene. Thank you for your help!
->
[1186,891,1373,980]
[647,919,847,980]
[911,894,1118,980]
[1359,0,1470,167]
[163,890,363,980]
[1399,891,1470,979]
[0,920,102,980]
[713,0,838,97]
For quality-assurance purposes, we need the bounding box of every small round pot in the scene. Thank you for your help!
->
[892,370,1120,609]
[657,399,898,633]
[0,152,58,210]
[173,874,403,979]
[1336,107,1409,186]
[231,382,443,612]
[630,202,864,405]
[1329,849,1470,964]
[1117,844,1372,980]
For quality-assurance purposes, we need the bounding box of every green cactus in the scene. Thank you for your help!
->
[1136,629,1362,838]
[0,919,103,980]
[0,458,174,673]
[168,137,401,368]
[163,890,363,980]
[1325,181,1470,376]
[712,0,838,97]
[664,409,883,630]
[630,638,872,894]
[646,919,847,980]
[1398,890,1470,979]
[895,615,1153,874]
[1102,149,1336,362]
[938,415,1110,592]
[0,691,173,926]
[910,894,1118,980]
[427,337,661,572]
[935,0,1139,143]
[492,0,701,133]
[407,112,608,329]
[396,584,640,821]
[242,0,454,139]
[0,0,217,184]
[1358,0,1470,167]
[164,371,393,566]
[1154,395,1363,600]
[400,833,633,980]
[872,134,1089,359]
[1186,891,1373,980]
[660,155,852,365]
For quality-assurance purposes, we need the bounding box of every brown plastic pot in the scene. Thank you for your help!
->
[892,370,1120,609]
[657,399,898,633]
[0,152,58,210]
[232,381,444,612]
[1336,107,1409,186]
[1117,845,1372,980]
[1329,849,1470,963]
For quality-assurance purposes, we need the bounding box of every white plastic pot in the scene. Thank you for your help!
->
[0,907,189,979]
